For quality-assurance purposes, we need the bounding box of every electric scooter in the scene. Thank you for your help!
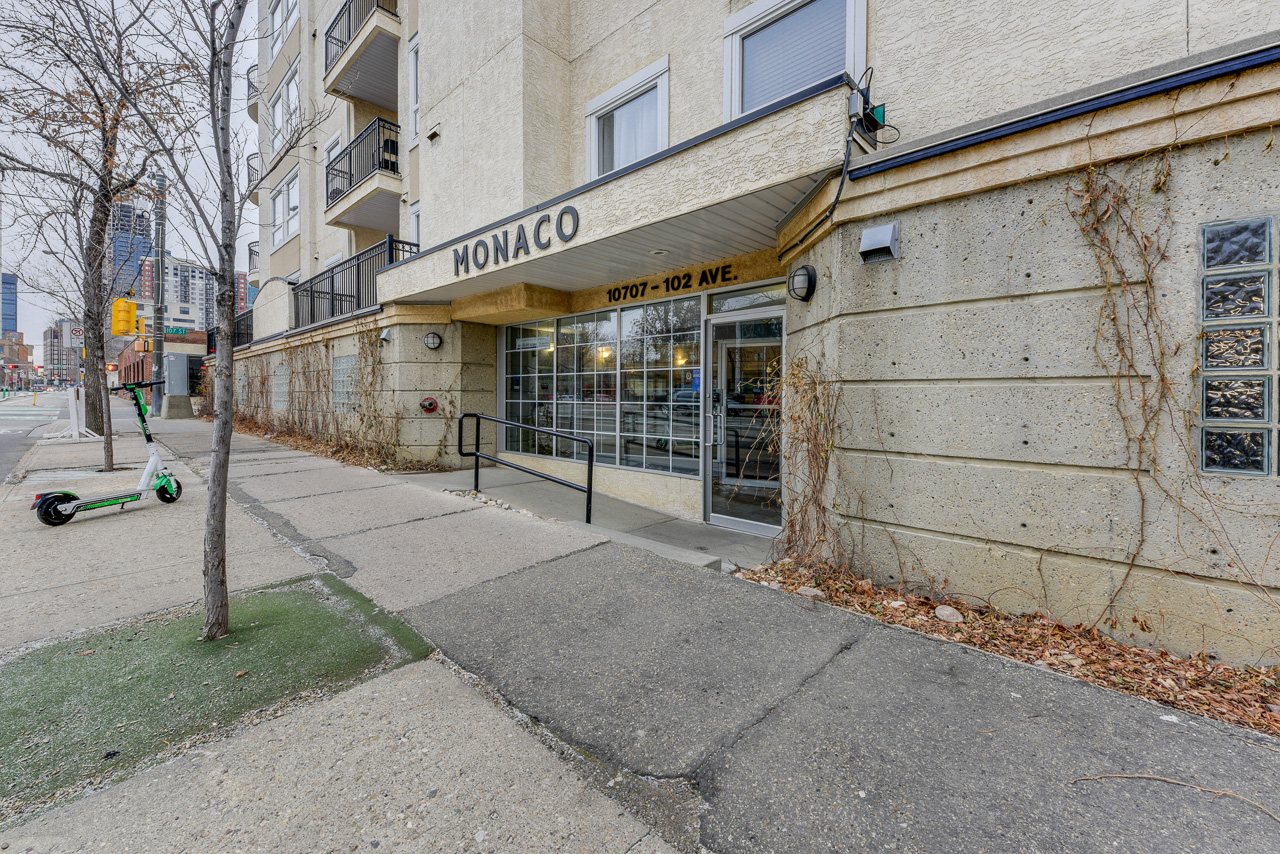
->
[32,379,182,526]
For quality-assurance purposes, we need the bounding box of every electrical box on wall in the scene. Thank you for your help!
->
[859,222,901,264]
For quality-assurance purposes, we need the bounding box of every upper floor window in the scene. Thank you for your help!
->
[271,171,300,247]
[409,37,420,141]
[586,56,669,180]
[269,65,299,152]
[409,201,421,245]
[724,0,863,119]
[269,0,299,60]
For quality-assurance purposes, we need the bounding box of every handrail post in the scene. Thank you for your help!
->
[472,414,481,492]
[585,440,594,525]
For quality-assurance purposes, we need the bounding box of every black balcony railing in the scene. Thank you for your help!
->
[247,152,260,187]
[292,236,416,329]
[248,241,259,272]
[247,64,259,100]
[324,0,397,71]
[325,118,400,208]
[233,309,253,348]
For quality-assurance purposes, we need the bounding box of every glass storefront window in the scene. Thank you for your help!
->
[710,282,785,313]
[501,297,702,474]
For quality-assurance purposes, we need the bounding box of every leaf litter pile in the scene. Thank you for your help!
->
[738,559,1280,739]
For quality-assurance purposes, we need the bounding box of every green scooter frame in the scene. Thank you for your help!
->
[32,380,182,526]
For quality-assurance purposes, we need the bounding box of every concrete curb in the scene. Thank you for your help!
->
[567,520,723,573]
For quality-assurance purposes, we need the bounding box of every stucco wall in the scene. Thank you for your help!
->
[871,2,1280,144]
[789,125,1280,664]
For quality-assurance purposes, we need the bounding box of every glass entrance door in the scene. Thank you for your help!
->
[706,314,783,534]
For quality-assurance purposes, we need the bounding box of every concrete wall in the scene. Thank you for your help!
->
[789,125,1280,664]
[233,314,495,466]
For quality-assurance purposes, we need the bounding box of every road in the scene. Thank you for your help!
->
[0,393,63,482]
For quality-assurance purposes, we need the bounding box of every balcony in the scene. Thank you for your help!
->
[246,64,260,121]
[323,118,401,233]
[247,153,261,206]
[292,237,416,329]
[322,0,399,110]
[247,241,260,286]
[233,308,253,348]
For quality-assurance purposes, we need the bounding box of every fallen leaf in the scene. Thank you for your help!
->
[235,670,247,678]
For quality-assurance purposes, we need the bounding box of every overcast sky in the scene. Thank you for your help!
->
[4,5,259,366]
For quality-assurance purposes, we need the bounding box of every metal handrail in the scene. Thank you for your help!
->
[247,152,260,186]
[325,117,400,208]
[291,235,417,328]
[247,241,259,272]
[233,308,253,348]
[247,64,259,99]
[457,413,595,524]
[325,0,398,71]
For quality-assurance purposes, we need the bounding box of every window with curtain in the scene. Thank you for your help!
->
[739,0,846,114]
[598,86,659,176]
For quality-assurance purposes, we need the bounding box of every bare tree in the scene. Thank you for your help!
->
[74,0,327,639]
[0,0,173,469]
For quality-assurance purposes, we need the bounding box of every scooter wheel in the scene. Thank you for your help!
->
[157,479,182,503]
[36,493,77,527]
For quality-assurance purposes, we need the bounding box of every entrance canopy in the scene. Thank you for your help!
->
[376,77,856,322]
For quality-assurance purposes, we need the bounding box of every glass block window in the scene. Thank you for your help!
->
[272,366,288,413]
[1200,217,1277,475]
[501,296,702,475]
[332,354,357,413]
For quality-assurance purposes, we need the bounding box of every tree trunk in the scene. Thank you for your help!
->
[84,183,115,469]
[200,12,245,642]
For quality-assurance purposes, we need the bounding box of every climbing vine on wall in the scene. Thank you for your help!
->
[1066,149,1280,636]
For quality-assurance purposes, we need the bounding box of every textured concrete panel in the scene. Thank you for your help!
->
[837,381,1133,468]
[328,508,608,611]
[833,451,1143,562]
[834,291,1123,382]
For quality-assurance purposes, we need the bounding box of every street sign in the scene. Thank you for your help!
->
[69,326,85,347]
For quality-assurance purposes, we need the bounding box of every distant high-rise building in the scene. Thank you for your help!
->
[106,201,152,294]
[1,273,15,336]
[136,256,247,333]
[42,319,82,385]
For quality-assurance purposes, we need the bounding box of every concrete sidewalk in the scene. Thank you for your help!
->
[5,415,1280,852]
[0,414,674,852]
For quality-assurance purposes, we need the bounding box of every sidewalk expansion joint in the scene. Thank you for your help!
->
[691,633,862,781]
[433,649,707,854]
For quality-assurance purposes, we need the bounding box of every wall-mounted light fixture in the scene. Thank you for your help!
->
[378,328,392,345]
[786,265,816,302]
[424,332,443,350]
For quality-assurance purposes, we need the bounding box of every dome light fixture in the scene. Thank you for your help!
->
[786,265,816,302]
[424,332,443,350]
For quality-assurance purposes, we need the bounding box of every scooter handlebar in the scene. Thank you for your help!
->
[110,380,166,392]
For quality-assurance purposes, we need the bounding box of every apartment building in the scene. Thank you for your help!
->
[42,319,82,385]
[240,0,1280,663]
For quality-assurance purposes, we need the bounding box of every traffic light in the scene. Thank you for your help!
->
[111,299,137,336]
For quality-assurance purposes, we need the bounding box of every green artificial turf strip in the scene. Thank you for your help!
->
[0,585,427,814]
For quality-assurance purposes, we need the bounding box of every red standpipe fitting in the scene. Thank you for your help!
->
[420,397,438,413]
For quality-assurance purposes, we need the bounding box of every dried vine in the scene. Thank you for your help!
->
[1066,150,1280,638]
[766,354,850,578]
